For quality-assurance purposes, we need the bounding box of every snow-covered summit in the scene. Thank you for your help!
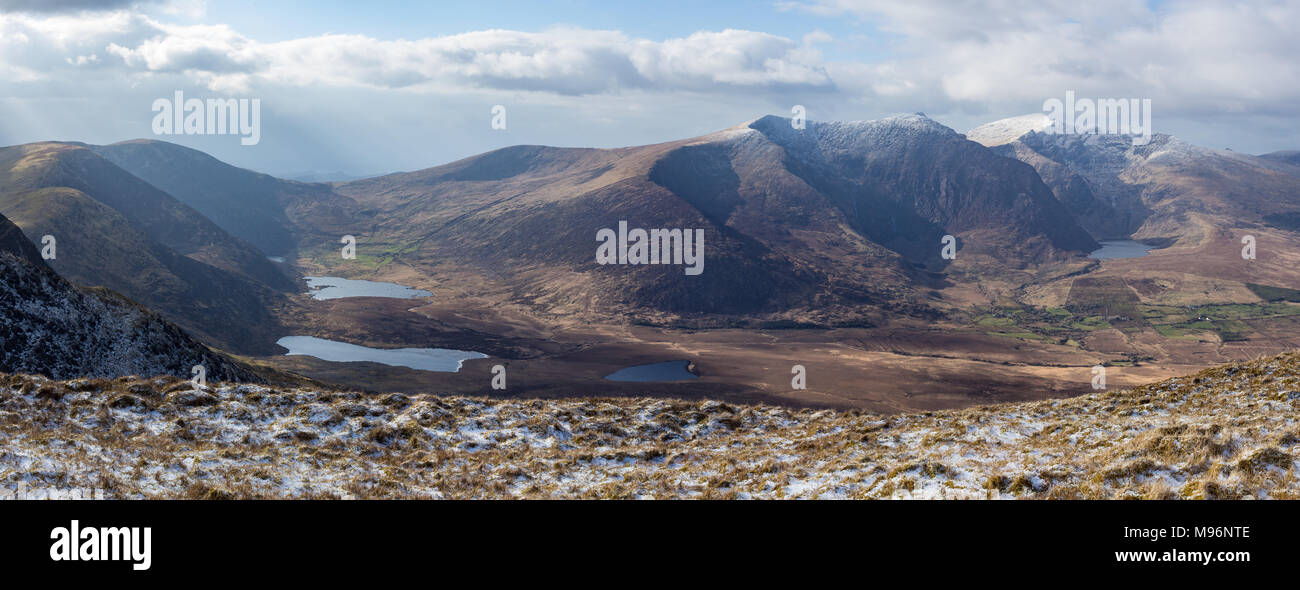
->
[748,112,956,140]
[965,113,1054,147]
[743,112,963,160]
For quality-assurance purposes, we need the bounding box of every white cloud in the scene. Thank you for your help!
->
[64,52,97,65]
[106,21,263,76]
[0,1,1298,171]
[782,0,1300,114]
[15,16,833,96]
[4,1,1297,115]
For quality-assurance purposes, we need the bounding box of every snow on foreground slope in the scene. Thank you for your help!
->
[0,248,257,382]
[2,353,1298,499]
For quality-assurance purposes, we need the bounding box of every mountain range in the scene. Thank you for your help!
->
[0,112,1297,407]
[74,113,1117,331]
[969,113,1300,245]
[319,114,1103,323]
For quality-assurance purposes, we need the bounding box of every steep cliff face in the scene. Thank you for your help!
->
[0,213,257,381]
[747,114,1098,265]
[970,115,1300,243]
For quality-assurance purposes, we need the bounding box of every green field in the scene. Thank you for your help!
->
[971,300,1300,344]
[1247,283,1300,303]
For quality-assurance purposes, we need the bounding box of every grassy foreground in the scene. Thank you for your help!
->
[2,352,1298,499]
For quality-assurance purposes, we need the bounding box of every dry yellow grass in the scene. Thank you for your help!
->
[1,351,1297,499]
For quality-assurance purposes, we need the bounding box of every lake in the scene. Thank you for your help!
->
[604,360,698,382]
[276,336,487,372]
[1089,240,1156,260]
[304,276,432,300]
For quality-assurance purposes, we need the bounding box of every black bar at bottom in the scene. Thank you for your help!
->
[0,500,1284,581]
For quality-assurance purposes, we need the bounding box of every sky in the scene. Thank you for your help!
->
[0,0,1298,178]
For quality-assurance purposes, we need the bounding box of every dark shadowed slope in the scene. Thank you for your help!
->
[92,139,352,258]
[1259,150,1300,169]
[0,212,259,381]
[0,207,43,267]
[0,143,292,354]
[747,114,1097,265]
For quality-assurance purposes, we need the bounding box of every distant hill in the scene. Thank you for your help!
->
[91,140,367,261]
[969,115,1300,243]
[1259,150,1300,168]
[287,170,393,183]
[94,140,334,257]
[0,142,293,354]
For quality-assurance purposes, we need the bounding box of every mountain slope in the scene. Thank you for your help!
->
[969,115,1300,243]
[747,114,1097,264]
[0,143,292,289]
[317,115,1098,324]
[1259,150,1300,169]
[334,129,897,321]
[0,143,292,353]
[2,347,1295,498]
[0,212,258,381]
[0,206,43,267]
[92,140,349,258]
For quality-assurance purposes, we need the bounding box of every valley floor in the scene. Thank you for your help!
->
[2,352,1298,499]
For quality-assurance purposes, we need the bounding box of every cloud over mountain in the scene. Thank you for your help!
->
[780,0,1300,112]
[5,13,834,95]
[1,1,1297,176]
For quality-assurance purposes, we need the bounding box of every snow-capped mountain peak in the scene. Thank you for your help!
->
[965,113,1054,147]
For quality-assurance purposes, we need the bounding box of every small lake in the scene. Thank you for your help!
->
[305,276,432,300]
[277,336,486,372]
[604,360,698,382]
[1089,240,1156,260]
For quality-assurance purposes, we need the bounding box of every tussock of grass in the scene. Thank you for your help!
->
[1,352,1300,499]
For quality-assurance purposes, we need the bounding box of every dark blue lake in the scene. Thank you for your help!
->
[604,360,698,382]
